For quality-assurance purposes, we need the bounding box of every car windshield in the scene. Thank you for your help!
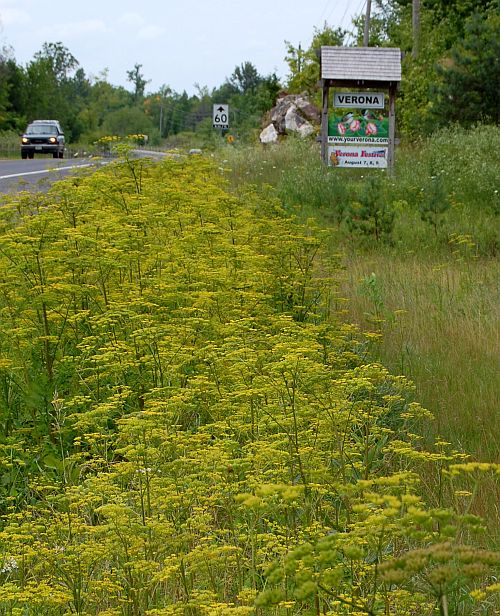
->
[26,125,58,135]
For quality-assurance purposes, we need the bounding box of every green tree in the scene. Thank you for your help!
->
[164,90,192,134]
[211,62,281,138]
[23,55,59,119]
[101,106,154,137]
[285,23,345,95]
[229,61,261,94]
[34,41,78,81]
[144,84,173,138]
[346,175,395,242]
[23,43,81,138]
[362,0,499,135]
[0,46,21,130]
[77,70,132,140]
[127,63,149,103]
[432,6,500,125]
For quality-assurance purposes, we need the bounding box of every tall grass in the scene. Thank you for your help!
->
[222,127,500,525]
[340,252,499,461]
[226,126,499,255]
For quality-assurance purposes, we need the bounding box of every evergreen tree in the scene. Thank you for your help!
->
[432,6,500,125]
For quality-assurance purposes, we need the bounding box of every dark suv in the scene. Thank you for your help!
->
[21,120,65,159]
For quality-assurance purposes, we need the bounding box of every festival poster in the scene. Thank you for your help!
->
[328,145,388,168]
[328,110,389,144]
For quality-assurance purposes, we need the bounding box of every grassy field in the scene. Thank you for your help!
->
[222,127,499,527]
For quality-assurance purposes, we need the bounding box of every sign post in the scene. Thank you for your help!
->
[213,104,229,130]
[319,47,401,174]
[327,91,389,168]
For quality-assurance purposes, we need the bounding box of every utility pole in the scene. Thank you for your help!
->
[363,0,372,46]
[412,0,421,58]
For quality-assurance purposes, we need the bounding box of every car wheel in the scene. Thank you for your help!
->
[53,152,58,159]
[21,152,27,159]
[28,153,34,159]
[59,151,64,159]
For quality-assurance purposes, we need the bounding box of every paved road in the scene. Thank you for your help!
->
[0,150,177,195]
[0,157,102,194]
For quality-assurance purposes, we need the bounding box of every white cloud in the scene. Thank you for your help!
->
[39,19,108,40]
[137,25,166,41]
[0,7,31,26]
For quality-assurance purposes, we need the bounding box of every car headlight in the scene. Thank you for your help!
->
[49,137,57,143]
[22,137,29,144]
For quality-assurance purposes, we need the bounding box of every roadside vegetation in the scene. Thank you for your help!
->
[0,150,498,616]
[0,0,498,613]
[223,126,499,463]
[228,123,499,508]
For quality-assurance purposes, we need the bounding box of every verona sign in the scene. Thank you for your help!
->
[333,92,384,109]
[319,47,402,172]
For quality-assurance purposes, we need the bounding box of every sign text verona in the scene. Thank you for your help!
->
[333,92,385,109]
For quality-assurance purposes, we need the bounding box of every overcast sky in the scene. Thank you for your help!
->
[0,0,363,95]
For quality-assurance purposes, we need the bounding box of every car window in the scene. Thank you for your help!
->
[26,125,58,135]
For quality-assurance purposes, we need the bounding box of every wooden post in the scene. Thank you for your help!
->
[388,86,396,174]
[412,0,420,59]
[321,82,329,164]
[363,0,372,46]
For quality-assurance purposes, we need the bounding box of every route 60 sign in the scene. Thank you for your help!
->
[213,104,229,129]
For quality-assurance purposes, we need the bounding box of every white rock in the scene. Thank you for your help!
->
[259,123,279,144]
[284,105,314,137]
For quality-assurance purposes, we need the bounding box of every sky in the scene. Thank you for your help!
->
[0,0,363,95]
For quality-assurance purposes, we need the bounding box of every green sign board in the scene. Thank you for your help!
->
[328,111,389,144]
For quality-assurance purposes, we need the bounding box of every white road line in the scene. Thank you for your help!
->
[0,163,94,180]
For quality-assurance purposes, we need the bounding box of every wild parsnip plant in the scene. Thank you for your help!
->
[0,154,498,616]
[223,128,499,526]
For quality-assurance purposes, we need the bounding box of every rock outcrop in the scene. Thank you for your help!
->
[260,93,319,144]
[259,123,279,144]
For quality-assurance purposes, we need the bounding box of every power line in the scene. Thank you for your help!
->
[344,0,366,44]
[326,0,357,28]
[339,0,354,29]
[318,0,332,23]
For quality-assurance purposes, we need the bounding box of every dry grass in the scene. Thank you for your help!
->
[340,253,499,461]
[339,252,500,534]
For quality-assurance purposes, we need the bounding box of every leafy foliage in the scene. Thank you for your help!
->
[284,24,345,96]
[432,6,500,126]
[0,155,498,615]
[367,0,500,136]
[345,175,395,242]
[127,63,150,103]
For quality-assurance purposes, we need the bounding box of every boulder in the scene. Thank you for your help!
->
[295,97,320,124]
[259,123,279,144]
[284,105,314,137]
[263,93,319,140]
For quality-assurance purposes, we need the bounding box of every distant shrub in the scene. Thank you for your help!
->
[345,174,395,242]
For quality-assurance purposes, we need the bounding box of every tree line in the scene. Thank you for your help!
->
[0,41,281,145]
[0,0,498,144]
[284,0,499,135]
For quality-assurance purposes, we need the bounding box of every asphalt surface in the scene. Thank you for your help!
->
[0,157,102,194]
[0,150,177,195]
